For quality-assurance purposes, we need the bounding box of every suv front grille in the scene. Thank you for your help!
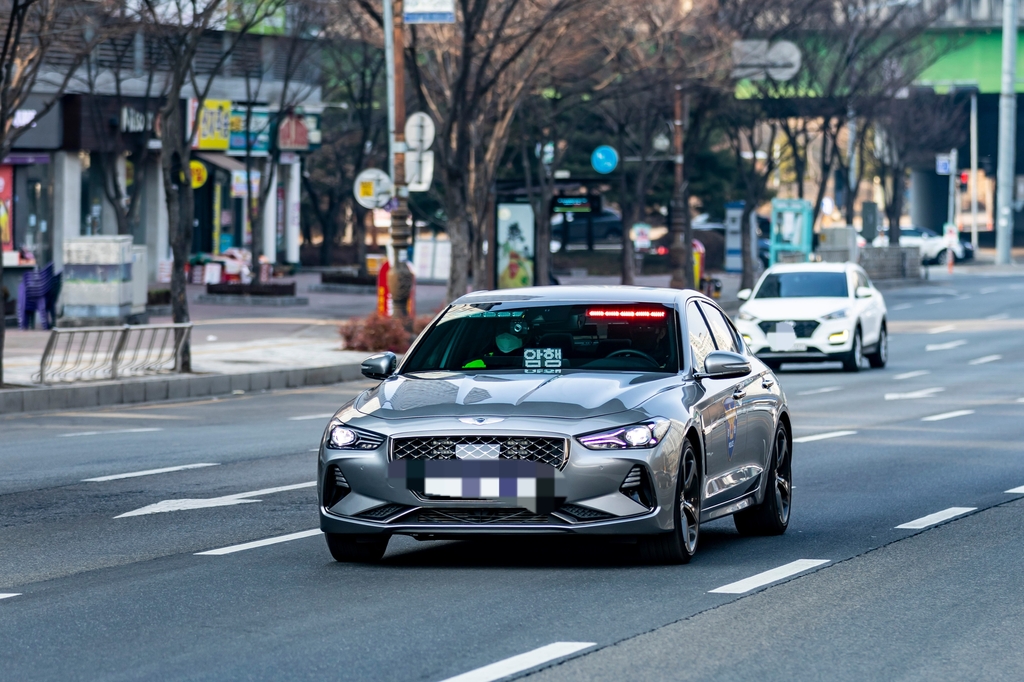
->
[391,436,568,469]
[413,508,553,525]
[758,320,820,338]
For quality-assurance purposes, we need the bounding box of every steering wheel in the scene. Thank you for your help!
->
[606,348,659,366]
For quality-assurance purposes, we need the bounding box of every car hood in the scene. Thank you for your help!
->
[741,297,852,321]
[353,371,678,420]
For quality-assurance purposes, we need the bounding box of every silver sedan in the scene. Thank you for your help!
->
[318,286,793,564]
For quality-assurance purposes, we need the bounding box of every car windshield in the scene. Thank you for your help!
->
[403,302,679,373]
[754,272,849,298]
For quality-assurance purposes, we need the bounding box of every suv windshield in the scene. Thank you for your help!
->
[755,272,849,298]
[403,303,679,373]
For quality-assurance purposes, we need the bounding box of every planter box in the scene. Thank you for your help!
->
[206,282,296,297]
[321,271,376,286]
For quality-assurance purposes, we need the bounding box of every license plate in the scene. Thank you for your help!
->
[388,459,565,512]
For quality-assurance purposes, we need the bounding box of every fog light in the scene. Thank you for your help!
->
[828,330,849,344]
[742,334,752,343]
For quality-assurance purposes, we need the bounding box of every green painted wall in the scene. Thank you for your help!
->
[917,30,1024,93]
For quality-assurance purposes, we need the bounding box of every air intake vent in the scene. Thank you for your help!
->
[357,504,409,520]
[621,466,643,489]
[334,467,349,489]
[323,465,351,509]
[557,504,613,522]
[619,465,654,508]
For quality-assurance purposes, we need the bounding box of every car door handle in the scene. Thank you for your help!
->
[732,389,746,400]
[761,377,774,389]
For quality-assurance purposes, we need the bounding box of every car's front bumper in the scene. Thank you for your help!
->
[736,317,855,361]
[318,415,687,538]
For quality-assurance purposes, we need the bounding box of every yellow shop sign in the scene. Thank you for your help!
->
[189,99,231,150]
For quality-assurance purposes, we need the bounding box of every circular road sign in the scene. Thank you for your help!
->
[591,145,619,174]
[353,168,394,209]
[405,112,436,151]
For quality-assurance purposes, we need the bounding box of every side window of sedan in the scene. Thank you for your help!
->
[686,304,716,373]
[700,303,740,354]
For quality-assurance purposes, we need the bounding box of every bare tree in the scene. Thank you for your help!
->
[0,0,101,386]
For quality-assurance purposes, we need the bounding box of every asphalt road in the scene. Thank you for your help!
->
[2,270,1024,681]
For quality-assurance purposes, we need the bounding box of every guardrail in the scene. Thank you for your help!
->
[35,323,193,385]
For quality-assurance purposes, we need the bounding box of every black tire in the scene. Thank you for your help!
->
[641,438,700,564]
[841,328,862,373]
[867,324,888,368]
[734,425,792,536]
[325,533,390,562]
[935,249,949,265]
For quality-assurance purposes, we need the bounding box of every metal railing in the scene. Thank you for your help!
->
[36,323,193,384]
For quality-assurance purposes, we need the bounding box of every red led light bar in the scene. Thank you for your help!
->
[587,308,667,319]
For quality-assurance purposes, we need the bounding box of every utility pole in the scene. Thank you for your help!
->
[996,0,1018,264]
[971,90,979,250]
[668,85,692,289]
[385,0,414,322]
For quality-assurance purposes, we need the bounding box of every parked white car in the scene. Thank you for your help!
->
[735,262,888,372]
[872,227,964,265]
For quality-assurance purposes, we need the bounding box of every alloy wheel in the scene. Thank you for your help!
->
[773,430,792,526]
[679,447,700,553]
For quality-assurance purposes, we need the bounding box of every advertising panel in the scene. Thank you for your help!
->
[496,203,535,289]
[189,99,232,150]
[229,109,270,154]
[0,165,12,251]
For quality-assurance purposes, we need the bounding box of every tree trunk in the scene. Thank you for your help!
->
[161,112,194,372]
[740,201,756,290]
[353,202,369,276]
[445,201,471,303]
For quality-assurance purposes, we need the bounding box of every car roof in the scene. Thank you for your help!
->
[763,262,856,275]
[453,285,701,307]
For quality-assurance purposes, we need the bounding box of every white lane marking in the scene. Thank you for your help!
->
[987,312,1009,320]
[710,559,830,594]
[0,593,21,600]
[885,387,944,401]
[793,430,857,444]
[437,642,597,682]
[956,295,972,300]
[195,529,322,556]
[83,463,220,482]
[797,386,841,396]
[895,507,976,530]
[969,354,1002,365]
[288,413,335,421]
[980,287,1000,294]
[115,481,316,518]
[921,409,975,422]
[1017,397,1024,403]
[925,340,967,351]
[924,297,947,305]
[891,303,913,311]
[59,427,163,438]
[1006,485,1024,494]
[928,324,957,334]
[894,370,930,380]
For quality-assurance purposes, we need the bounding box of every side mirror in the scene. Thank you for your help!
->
[855,286,873,298]
[737,288,752,301]
[361,351,397,380]
[699,351,751,380]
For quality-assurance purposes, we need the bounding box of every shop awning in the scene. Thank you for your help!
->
[194,152,251,172]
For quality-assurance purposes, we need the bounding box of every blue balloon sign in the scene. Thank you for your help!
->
[591,145,619,174]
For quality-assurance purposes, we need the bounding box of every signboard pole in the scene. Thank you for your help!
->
[386,0,414,322]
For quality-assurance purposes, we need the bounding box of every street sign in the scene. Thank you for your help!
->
[405,112,435,151]
[353,168,394,209]
[591,145,619,174]
[766,41,802,81]
[935,154,951,175]
[631,223,652,250]
[405,150,435,192]
[404,0,455,23]
[731,40,802,82]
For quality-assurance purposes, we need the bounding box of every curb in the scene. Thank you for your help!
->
[0,363,365,415]
[195,294,310,306]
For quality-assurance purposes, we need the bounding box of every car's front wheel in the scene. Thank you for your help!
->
[734,425,791,536]
[325,533,390,562]
[641,438,700,564]
[867,324,888,368]
[842,328,862,372]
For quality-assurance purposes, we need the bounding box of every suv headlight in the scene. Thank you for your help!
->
[577,418,670,450]
[821,308,850,320]
[327,423,386,450]
[738,310,758,322]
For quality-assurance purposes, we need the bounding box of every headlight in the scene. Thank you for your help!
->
[821,308,850,320]
[577,418,670,450]
[738,310,758,322]
[327,423,385,450]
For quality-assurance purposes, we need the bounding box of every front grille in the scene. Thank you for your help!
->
[357,504,410,520]
[392,436,568,469]
[758,320,820,338]
[413,508,553,525]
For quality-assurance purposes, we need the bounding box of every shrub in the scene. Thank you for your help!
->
[340,314,412,353]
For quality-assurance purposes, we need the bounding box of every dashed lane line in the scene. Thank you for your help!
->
[195,529,322,556]
[797,386,841,396]
[894,370,930,380]
[987,313,1010,320]
[921,410,975,422]
[895,507,976,530]
[0,593,20,601]
[437,642,597,682]
[289,413,336,421]
[58,428,163,438]
[925,340,967,352]
[83,463,219,482]
[793,430,857,444]
[885,387,944,401]
[709,559,831,594]
[891,303,913,311]
[924,298,947,305]
[969,354,1002,365]
[1006,485,1024,494]
[928,324,957,334]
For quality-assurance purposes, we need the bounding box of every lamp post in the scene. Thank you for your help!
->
[384,0,414,322]
[668,85,692,289]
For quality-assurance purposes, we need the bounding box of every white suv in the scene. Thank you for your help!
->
[872,227,964,265]
[734,262,887,372]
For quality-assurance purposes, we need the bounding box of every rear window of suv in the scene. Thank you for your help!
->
[755,272,849,298]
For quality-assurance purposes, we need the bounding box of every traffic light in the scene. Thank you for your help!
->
[959,171,969,190]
